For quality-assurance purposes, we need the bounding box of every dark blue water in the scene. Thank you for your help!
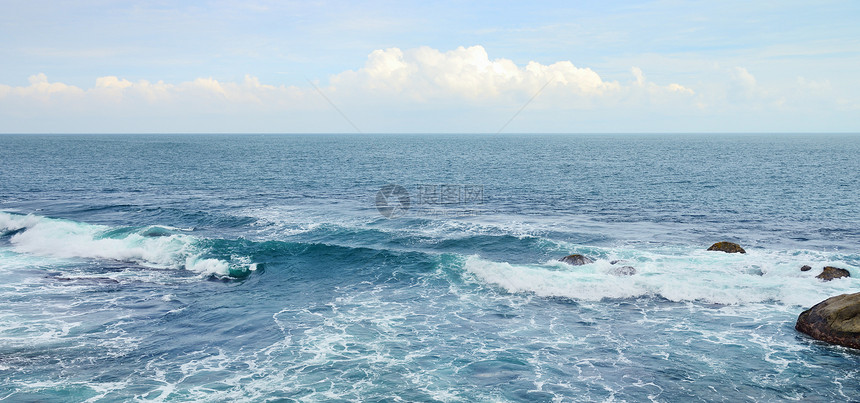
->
[1,134,859,401]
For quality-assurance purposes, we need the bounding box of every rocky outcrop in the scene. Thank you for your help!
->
[796,292,860,349]
[608,266,636,276]
[707,242,746,254]
[800,265,812,272]
[816,266,850,281]
[559,254,594,266]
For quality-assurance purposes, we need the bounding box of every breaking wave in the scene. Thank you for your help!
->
[0,212,254,277]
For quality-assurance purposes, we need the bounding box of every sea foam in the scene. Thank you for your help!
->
[0,212,246,277]
[462,247,857,306]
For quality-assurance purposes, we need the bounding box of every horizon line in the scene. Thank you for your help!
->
[2,131,860,136]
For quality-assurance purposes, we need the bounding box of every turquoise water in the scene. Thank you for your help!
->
[1,133,859,401]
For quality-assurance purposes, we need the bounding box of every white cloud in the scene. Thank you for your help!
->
[0,46,693,110]
[0,46,698,118]
[331,45,621,102]
[3,73,85,102]
[95,76,133,90]
[0,73,308,109]
[667,83,694,95]
[2,45,854,132]
[632,66,646,86]
[728,67,762,102]
[732,67,757,88]
[630,66,694,95]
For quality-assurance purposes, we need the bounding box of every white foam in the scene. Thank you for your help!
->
[185,256,230,276]
[0,212,42,232]
[462,247,857,306]
[1,212,244,277]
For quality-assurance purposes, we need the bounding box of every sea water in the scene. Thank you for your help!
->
[0,133,859,401]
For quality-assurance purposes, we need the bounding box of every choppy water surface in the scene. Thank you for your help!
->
[1,134,859,401]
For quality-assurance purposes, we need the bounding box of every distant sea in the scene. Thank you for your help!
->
[1,133,859,401]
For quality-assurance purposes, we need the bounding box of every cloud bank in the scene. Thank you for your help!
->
[0,45,850,133]
[331,46,624,101]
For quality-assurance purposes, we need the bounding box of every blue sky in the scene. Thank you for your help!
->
[1,0,858,133]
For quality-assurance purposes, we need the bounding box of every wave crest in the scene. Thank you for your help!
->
[1,212,252,277]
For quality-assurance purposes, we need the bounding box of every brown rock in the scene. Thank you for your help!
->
[559,254,594,266]
[707,242,746,254]
[796,292,860,349]
[800,265,812,272]
[816,266,851,281]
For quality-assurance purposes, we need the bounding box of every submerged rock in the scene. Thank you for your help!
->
[609,260,627,265]
[707,242,746,254]
[801,265,812,272]
[796,292,860,349]
[50,276,120,284]
[745,267,764,276]
[816,266,850,281]
[608,266,636,276]
[559,254,594,266]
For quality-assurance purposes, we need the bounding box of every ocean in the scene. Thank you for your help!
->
[1,133,859,401]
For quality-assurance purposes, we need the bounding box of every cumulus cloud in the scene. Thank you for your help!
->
[2,73,85,102]
[0,45,732,132]
[632,67,646,86]
[0,73,309,112]
[630,66,694,95]
[331,45,622,102]
[732,67,757,89]
[727,67,764,103]
[0,46,698,111]
[86,74,300,105]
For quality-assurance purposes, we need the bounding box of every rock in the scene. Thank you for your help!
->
[816,266,850,281]
[559,254,594,266]
[609,260,627,265]
[745,267,764,276]
[800,265,812,272]
[796,292,860,349]
[51,276,120,284]
[608,266,636,276]
[707,242,746,254]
